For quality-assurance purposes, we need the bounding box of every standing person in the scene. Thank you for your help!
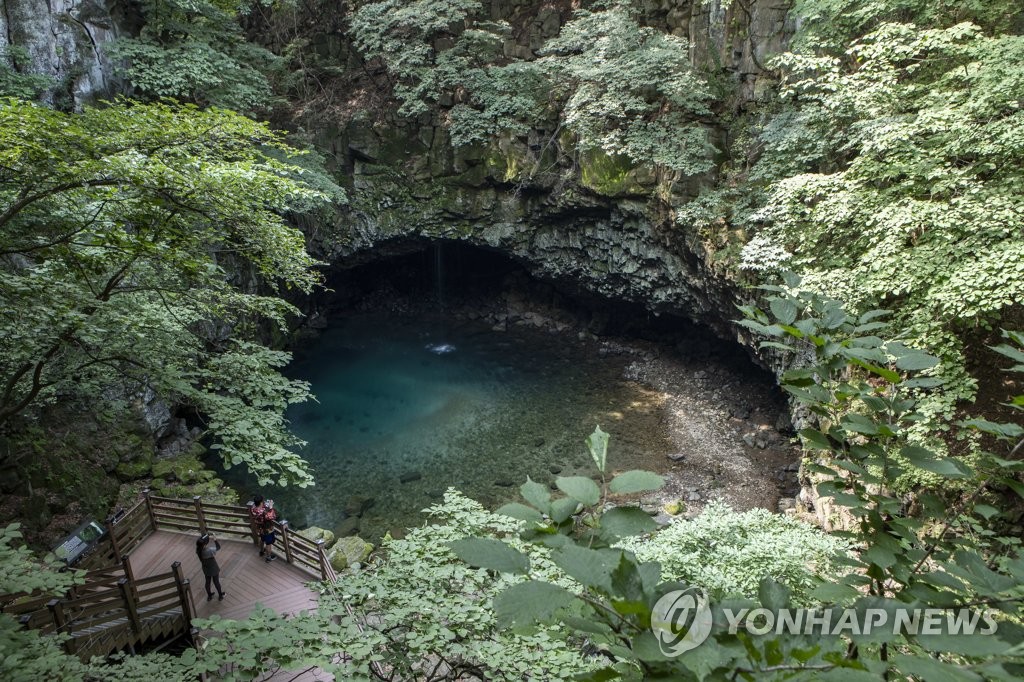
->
[195,534,226,601]
[261,499,279,563]
[249,495,267,556]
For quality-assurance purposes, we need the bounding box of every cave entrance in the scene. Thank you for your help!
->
[221,242,800,539]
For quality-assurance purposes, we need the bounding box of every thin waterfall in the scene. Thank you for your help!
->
[433,241,445,312]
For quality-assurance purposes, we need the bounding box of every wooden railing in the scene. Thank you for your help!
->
[2,559,132,630]
[2,561,195,660]
[82,491,336,582]
[4,493,334,660]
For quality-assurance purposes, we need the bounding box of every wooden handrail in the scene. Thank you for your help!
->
[79,493,335,580]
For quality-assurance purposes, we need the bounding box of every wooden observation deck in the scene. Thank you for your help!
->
[2,492,331,663]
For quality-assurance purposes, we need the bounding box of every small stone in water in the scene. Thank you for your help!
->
[549,465,562,474]
[399,471,422,484]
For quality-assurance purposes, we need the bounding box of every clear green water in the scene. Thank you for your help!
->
[229,313,672,540]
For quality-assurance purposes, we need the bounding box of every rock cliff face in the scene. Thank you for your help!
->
[0,0,124,107]
[304,0,793,342]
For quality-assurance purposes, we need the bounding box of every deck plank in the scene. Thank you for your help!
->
[126,530,321,621]
[127,530,330,679]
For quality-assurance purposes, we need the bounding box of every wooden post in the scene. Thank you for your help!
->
[316,539,329,581]
[142,488,157,532]
[280,520,293,564]
[47,598,66,632]
[121,554,135,584]
[47,598,75,653]
[119,578,141,634]
[172,561,193,623]
[193,496,208,535]
[106,517,122,566]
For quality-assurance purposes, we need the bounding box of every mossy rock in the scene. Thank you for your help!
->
[484,133,531,183]
[329,536,373,571]
[115,459,153,481]
[151,452,209,484]
[578,148,649,197]
[298,526,337,551]
[663,499,686,516]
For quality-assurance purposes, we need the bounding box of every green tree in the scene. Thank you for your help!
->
[349,0,714,173]
[731,0,1024,432]
[104,0,281,114]
[542,2,714,175]
[0,97,331,486]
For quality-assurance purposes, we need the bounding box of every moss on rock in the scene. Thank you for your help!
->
[578,148,648,197]
[298,526,337,550]
[329,535,373,571]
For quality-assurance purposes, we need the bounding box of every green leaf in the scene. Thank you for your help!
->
[556,476,601,506]
[841,413,880,435]
[520,477,551,512]
[892,654,983,682]
[800,428,833,450]
[600,506,657,538]
[451,537,530,575]
[608,470,664,494]
[973,504,1000,520]
[573,667,621,682]
[495,502,543,524]
[822,304,847,329]
[857,309,890,325]
[770,297,799,325]
[758,577,791,610]
[494,580,576,628]
[550,497,581,524]
[587,425,610,473]
[551,545,618,592]
[901,445,972,479]
[809,581,860,603]
[632,630,673,662]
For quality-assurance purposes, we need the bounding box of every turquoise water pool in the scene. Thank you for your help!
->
[225,312,672,540]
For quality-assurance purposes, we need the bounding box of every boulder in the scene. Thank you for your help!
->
[344,494,375,517]
[335,516,361,538]
[663,499,686,516]
[298,526,337,551]
[330,536,374,572]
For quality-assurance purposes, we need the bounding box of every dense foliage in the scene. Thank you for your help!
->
[104,0,281,114]
[720,0,1024,435]
[618,500,844,604]
[350,0,715,171]
[0,98,328,486]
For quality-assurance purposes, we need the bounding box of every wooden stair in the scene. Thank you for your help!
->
[1,561,197,661]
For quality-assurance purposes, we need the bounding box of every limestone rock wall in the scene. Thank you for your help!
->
[0,0,125,107]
